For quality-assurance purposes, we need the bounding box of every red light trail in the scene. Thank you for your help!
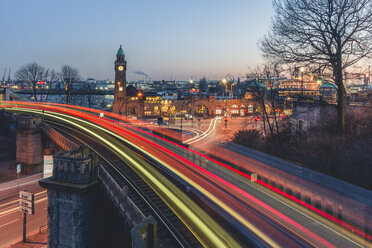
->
[3,101,372,244]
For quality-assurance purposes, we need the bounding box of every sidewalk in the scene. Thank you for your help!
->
[8,228,47,248]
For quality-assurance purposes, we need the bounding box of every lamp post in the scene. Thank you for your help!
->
[300,67,305,96]
[222,78,227,97]
[230,83,234,99]
[137,91,143,120]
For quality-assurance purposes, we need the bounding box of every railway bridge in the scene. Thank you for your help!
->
[1,102,372,248]
[3,112,204,248]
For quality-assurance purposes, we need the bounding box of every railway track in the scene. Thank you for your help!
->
[51,122,202,248]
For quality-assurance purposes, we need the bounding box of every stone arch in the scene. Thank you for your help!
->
[194,104,209,117]
[127,102,141,116]
[193,99,212,116]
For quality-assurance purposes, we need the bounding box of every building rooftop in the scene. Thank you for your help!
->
[319,82,338,89]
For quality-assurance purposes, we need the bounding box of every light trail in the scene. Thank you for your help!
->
[105,113,372,242]
[3,102,372,246]
[0,197,48,218]
[182,128,201,141]
[0,190,47,209]
[0,219,19,228]
[184,119,214,143]
[45,109,286,247]
[95,115,336,248]
[0,179,43,192]
[7,105,334,247]
[186,117,219,144]
[9,107,242,248]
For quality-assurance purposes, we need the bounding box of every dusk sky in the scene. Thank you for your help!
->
[0,0,274,81]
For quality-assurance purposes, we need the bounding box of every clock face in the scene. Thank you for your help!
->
[118,66,124,71]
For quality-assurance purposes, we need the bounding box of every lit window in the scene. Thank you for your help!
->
[119,87,123,92]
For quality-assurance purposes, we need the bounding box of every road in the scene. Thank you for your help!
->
[1,101,372,247]
[0,176,47,247]
[0,174,43,201]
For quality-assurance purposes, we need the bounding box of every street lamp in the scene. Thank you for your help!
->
[230,83,234,99]
[222,78,227,97]
[300,67,305,96]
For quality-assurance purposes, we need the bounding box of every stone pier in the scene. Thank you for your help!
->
[16,115,43,173]
[39,146,99,248]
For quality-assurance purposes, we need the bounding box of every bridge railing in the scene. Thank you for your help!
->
[98,164,158,247]
[98,163,146,226]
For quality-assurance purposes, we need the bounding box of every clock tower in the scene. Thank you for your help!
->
[113,45,127,113]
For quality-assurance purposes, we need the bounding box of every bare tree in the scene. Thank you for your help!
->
[15,62,49,101]
[59,65,81,104]
[260,0,372,133]
[86,81,97,108]
[44,69,57,102]
[246,64,285,138]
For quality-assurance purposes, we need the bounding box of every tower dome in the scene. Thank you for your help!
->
[117,45,125,56]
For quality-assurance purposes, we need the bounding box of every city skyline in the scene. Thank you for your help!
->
[1,1,372,247]
[0,0,273,81]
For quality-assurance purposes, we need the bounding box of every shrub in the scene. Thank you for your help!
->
[232,129,261,148]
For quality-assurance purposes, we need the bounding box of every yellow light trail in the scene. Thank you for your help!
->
[23,107,282,247]
[7,107,245,248]
[3,103,371,247]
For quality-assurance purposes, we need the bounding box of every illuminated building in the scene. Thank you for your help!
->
[112,48,258,118]
[277,79,322,97]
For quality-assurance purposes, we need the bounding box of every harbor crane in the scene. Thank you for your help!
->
[2,68,6,82]
[7,68,11,82]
